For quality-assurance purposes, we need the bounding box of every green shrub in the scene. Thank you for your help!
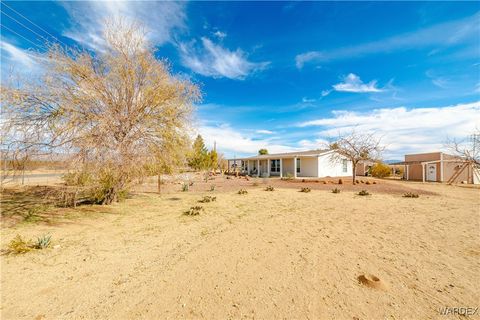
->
[300,187,311,193]
[332,188,341,194]
[403,192,419,198]
[281,173,293,180]
[371,162,391,178]
[182,183,189,192]
[357,190,370,196]
[199,196,216,203]
[34,234,52,249]
[265,185,275,191]
[184,206,204,216]
[238,189,248,195]
[210,185,216,191]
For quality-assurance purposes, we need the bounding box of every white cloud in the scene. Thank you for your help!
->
[295,12,480,68]
[179,37,269,80]
[302,97,316,103]
[61,1,186,50]
[321,90,332,97]
[213,30,227,39]
[198,124,300,157]
[332,73,382,93]
[295,51,323,69]
[297,101,480,158]
[0,40,43,77]
[256,129,275,134]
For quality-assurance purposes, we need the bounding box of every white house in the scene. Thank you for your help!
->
[228,149,353,178]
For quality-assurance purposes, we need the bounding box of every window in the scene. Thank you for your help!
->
[342,159,348,173]
[270,159,280,173]
[296,158,300,173]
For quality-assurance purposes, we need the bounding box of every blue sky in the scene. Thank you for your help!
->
[1,1,479,159]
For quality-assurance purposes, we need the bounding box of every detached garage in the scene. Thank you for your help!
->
[397,152,479,184]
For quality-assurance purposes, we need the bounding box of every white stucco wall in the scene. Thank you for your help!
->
[298,157,318,177]
[317,152,353,177]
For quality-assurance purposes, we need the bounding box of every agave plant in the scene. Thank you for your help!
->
[34,234,52,249]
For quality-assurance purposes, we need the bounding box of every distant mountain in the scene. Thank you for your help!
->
[384,159,402,164]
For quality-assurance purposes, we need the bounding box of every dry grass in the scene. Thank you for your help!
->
[1,182,479,319]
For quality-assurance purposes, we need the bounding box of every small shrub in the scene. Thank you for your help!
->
[189,181,194,186]
[252,182,259,187]
[338,179,343,184]
[300,187,311,193]
[210,185,216,191]
[322,181,327,185]
[332,188,341,194]
[355,179,359,184]
[302,179,306,183]
[403,192,419,198]
[238,189,248,195]
[366,181,371,185]
[34,234,52,249]
[184,206,204,216]
[265,185,275,191]
[357,190,370,196]
[7,234,32,254]
[199,196,217,203]
[372,181,377,184]
[360,180,365,184]
[181,183,189,192]
[371,162,391,178]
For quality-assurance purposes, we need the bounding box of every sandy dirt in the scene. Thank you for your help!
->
[1,181,479,319]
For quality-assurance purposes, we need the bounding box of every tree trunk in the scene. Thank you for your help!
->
[157,173,161,194]
[352,161,357,185]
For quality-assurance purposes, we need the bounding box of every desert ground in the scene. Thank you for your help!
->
[1,176,479,319]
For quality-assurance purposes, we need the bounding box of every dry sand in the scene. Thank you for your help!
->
[1,181,479,319]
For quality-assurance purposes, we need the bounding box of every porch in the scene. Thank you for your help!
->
[235,156,319,178]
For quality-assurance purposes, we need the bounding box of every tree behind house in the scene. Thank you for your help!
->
[329,130,384,184]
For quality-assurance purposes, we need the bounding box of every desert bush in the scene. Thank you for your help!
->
[33,234,52,249]
[252,182,259,186]
[199,196,216,203]
[238,189,248,195]
[322,181,327,184]
[300,187,311,193]
[182,183,189,192]
[373,181,377,184]
[403,192,419,198]
[184,206,204,216]
[366,181,371,185]
[338,179,343,184]
[357,190,370,196]
[210,185,216,191]
[355,179,359,184]
[63,171,92,187]
[7,234,32,254]
[371,162,391,178]
[281,173,293,180]
[332,188,341,194]
[265,185,275,191]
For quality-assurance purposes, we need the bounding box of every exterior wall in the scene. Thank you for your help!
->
[443,161,472,183]
[318,153,352,178]
[282,158,294,177]
[405,152,441,162]
[297,157,318,177]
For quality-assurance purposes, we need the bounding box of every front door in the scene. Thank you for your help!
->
[427,164,436,181]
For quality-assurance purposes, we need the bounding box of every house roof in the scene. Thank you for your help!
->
[230,149,331,161]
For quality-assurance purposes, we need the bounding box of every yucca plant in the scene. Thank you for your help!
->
[184,206,204,216]
[238,189,248,195]
[181,183,189,192]
[265,185,275,191]
[34,234,52,249]
[403,192,419,198]
[357,190,370,196]
[332,188,341,194]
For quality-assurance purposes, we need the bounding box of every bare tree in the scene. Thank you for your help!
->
[1,19,200,204]
[328,129,384,184]
[446,128,480,165]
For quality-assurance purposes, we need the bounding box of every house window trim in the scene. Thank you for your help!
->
[296,158,300,173]
[270,159,280,173]
[342,159,348,173]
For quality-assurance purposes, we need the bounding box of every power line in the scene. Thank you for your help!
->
[1,1,68,47]
[1,9,52,44]
[0,23,44,49]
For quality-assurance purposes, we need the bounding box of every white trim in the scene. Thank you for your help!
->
[293,157,297,179]
[440,153,444,182]
[280,158,283,178]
